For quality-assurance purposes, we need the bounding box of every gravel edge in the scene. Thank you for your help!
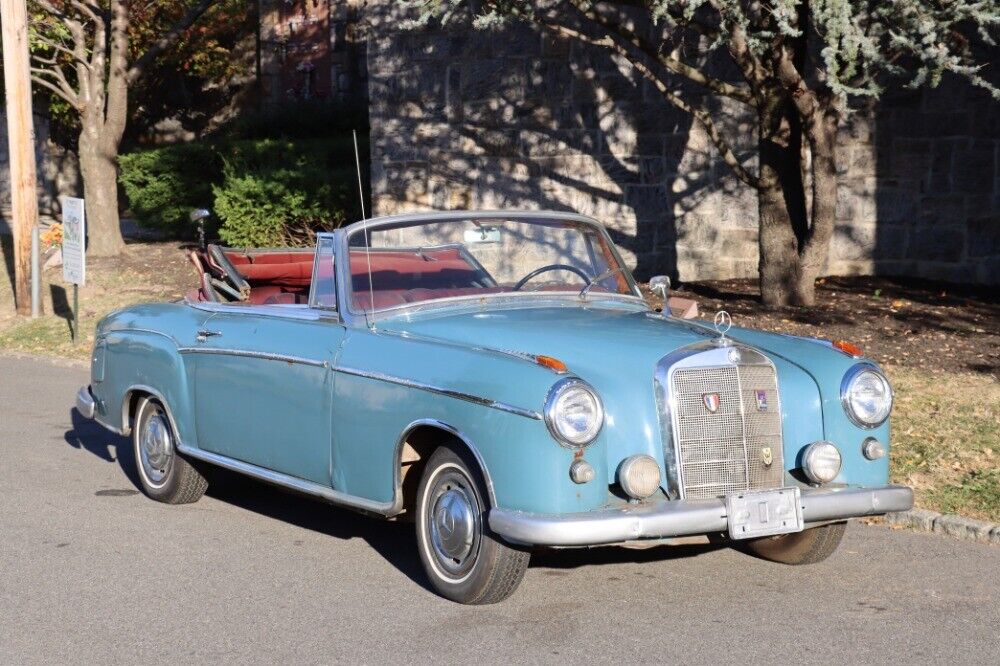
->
[883,509,1000,545]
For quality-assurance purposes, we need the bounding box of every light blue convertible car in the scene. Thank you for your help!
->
[77,211,912,603]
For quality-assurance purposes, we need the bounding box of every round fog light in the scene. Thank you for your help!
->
[802,441,842,484]
[862,437,886,460]
[618,455,661,499]
[569,459,595,484]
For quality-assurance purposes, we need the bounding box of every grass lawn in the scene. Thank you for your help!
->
[1,235,997,521]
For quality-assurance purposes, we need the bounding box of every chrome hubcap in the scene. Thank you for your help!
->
[427,470,480,578]
[140,410,174,485]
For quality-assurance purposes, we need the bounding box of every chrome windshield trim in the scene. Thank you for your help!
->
[335,366,543,420]
[177,347,328,368]
[342,209,610,235]
[348,291,649,319]
[341,210,644,319]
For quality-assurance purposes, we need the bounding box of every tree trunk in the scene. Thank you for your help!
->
[757,99,809,307]
[78,131,126,257]
[797,110,839,305]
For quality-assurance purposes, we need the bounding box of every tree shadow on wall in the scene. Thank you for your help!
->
[370,17,754,282]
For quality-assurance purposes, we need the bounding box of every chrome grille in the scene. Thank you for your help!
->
[670,359,784,500]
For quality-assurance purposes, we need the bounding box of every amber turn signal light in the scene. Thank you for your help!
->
[536,355,568,373]
[832,340,863,358]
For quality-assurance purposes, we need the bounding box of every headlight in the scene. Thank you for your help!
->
[544,378,604,448]
[841,364,893,428]
[802,441,842,484]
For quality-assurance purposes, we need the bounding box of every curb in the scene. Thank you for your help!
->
[883,509,1000,545]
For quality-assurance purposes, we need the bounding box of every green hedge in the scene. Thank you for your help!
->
[119,135,365,246]
[118,143,219,235]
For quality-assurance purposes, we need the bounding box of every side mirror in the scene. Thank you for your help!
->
[649,275,671,299]
[190,208,211,251]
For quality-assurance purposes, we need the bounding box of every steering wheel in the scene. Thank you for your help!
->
[512,263,591,291]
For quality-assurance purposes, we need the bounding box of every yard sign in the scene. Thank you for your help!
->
[61,196,85,341]
[62,197,86,286]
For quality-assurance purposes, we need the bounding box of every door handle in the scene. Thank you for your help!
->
[196,329,222,342]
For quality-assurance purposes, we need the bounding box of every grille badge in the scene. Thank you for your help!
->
[761,447,774,467]
[754,389,769,411]
[702,393,721,413]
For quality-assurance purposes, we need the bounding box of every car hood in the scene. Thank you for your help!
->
[380,303,862,481]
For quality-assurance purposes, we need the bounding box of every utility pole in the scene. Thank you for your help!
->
[1,0,40,316]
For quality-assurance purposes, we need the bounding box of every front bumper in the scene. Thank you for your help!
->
[489,485,914,547]
[76,386,96,419]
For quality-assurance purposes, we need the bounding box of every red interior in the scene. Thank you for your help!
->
[191,245,603,308]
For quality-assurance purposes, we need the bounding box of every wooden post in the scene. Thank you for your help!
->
[1,0,39,316]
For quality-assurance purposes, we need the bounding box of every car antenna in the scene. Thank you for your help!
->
[354,129,376,330]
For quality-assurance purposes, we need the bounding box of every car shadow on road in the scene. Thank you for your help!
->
[64,408,724,592]
[64,408,143,489]
[202,467,435,592]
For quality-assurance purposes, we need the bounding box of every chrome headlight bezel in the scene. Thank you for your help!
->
[840,363,893,429]
[544,377,605,448]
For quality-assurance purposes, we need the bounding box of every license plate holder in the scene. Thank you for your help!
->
[726,487,804,540]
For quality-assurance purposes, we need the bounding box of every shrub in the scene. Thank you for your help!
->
[118,143,220,236]
[120,133,366,246]
[212,139,354,247]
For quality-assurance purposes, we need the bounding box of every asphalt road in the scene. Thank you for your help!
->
[2,353,998,665]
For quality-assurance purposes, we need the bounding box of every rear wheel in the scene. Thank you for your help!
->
[133,396,208,504]
[415,446,529,604]
[740,521,847,565]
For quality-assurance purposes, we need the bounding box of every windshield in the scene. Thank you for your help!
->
[346,216,638,313]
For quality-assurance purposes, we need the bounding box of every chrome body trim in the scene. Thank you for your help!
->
[185,301,341,323]
[488,485,914,547]
[372,327,572,374]
[76,386,96,419]
[840,362,893,429]
[335,366,543,420]
[177,347,328,368]
[176,443,396,515]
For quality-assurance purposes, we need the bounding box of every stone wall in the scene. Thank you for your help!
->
[0,111,79,227]
[366,3,1000,285]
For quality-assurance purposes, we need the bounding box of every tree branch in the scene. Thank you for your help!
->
[540,21,760,189]
[127,0,217,83]
[565,1,754,105]
[30,64,79,102]
[30,73,80,108]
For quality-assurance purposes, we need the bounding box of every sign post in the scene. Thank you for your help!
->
[61,197,86,341]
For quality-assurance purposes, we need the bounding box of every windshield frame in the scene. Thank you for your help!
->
[338,210,646,320]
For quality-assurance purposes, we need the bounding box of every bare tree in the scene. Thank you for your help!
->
[29,0,218,256]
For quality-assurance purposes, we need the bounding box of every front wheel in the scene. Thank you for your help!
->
[133,396,208,504]
[739,521,847,565]
[415,446,529,604]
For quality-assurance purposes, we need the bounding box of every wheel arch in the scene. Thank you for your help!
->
[394,418,497,518]
[121,385,182,441]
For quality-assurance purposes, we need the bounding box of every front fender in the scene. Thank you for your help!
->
[331,328,612,514]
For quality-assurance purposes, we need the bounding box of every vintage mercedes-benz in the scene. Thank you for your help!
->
[77,210,912,603]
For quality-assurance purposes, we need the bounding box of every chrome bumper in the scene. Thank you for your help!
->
[76,386,96,419]
[488,485,914,547]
